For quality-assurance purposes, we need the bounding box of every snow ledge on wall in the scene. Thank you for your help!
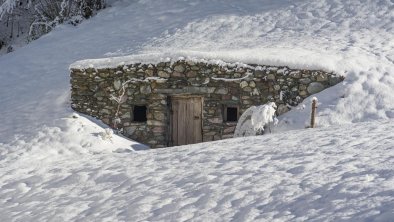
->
[69,48,342,73]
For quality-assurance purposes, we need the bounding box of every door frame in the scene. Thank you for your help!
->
[169,95,203,146]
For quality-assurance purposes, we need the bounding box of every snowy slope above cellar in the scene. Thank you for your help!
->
[0,0,393,143]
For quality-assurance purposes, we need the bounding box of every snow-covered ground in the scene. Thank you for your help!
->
[0,0,393,221]
[1,119,393,221]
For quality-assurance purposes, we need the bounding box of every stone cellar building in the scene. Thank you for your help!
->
[70,58,342,148]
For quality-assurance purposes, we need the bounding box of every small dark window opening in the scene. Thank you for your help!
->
[225,106,238,122]
[133,105,147,122]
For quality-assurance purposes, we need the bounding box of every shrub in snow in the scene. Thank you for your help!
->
[6,45,12,53]
[234,102,278,137]
[109,79,131,132]
[99,128,113,141]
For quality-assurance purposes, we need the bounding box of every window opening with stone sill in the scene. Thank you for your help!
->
[224,106,239,122]
[133,105,147,122]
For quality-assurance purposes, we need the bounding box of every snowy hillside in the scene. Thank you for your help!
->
[0,0,394,221]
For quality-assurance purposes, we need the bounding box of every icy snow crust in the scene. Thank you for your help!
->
[0,0,394,220]
[1,120,394,221]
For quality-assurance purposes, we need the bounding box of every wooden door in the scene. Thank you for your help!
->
[171,96,203,146]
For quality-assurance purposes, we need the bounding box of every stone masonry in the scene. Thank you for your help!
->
[70,59,342,148]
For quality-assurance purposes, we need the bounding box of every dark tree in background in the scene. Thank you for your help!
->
[0,0,106,52]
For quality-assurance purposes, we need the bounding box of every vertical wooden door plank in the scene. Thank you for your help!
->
[179,99,186,145]
[187,99,192,145]
[184,99,189,145]
[191,97,197,144]
[172,99,178,146]
[176,99,182,146]
[187,99,194,144]
[183,99,188,145]
[194,97,202,143]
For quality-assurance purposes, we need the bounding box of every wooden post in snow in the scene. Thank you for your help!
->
[310,97,318,128]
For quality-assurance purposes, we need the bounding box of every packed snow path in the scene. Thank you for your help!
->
[0,119,393,221]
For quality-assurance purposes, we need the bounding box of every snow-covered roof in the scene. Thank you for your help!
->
[70,49,341,73]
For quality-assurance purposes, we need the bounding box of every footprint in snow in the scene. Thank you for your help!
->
[287,166,305,175]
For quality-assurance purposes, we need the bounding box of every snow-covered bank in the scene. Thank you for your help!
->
[1,120,393,221]
[0,114,146,166]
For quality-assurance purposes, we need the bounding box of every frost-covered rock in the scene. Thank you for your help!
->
[307,82,325,94]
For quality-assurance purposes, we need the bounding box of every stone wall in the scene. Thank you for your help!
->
[70,59,342,148]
